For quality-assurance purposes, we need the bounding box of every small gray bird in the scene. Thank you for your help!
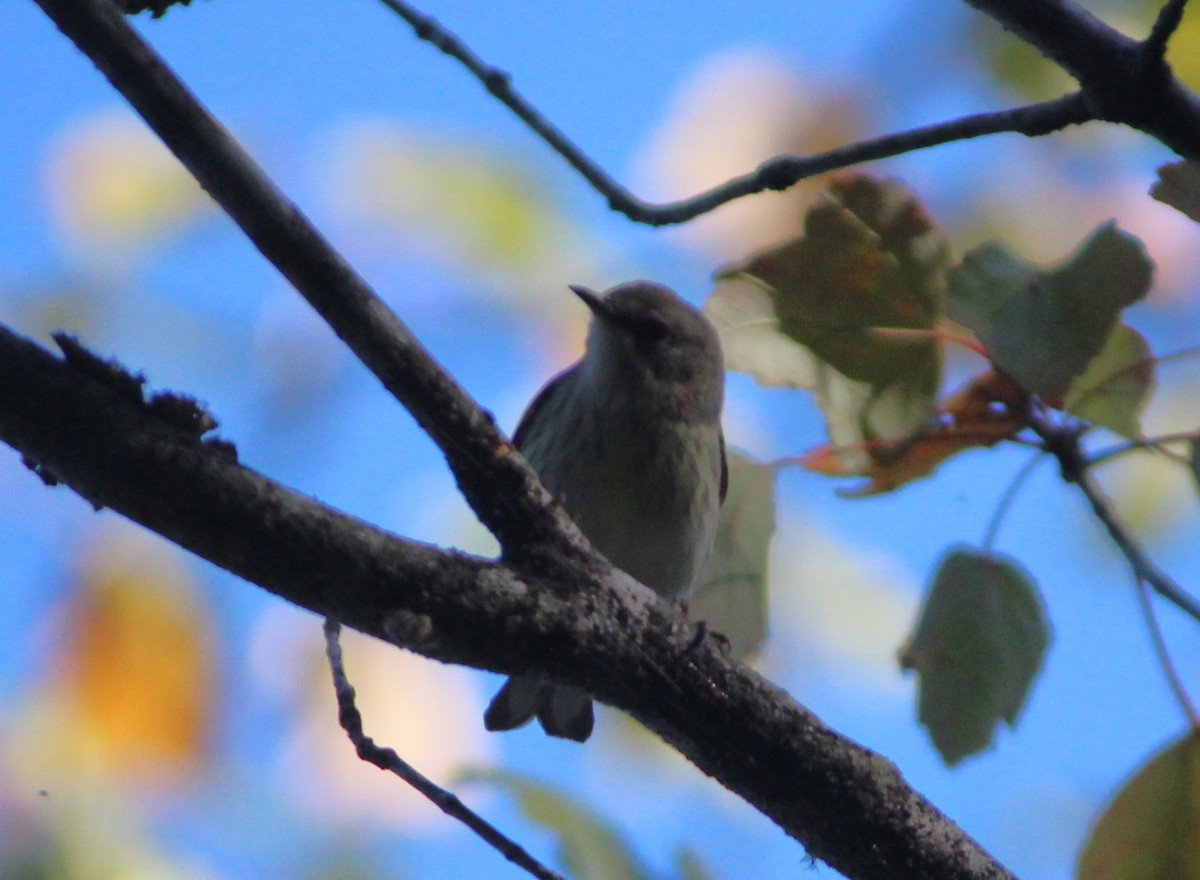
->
[483,280,727,742]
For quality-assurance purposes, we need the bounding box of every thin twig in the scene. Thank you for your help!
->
[1033,418,1200,624]
[1130,576,1200,731]
[378,0,1093,226]
[982,453,1045,553]
[1074,465,1200,622]
[322,619,566,880]
[1086,430,1199,468]
[1144,0,1192,63]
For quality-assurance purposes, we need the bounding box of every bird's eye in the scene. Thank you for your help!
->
[638,317,669,342]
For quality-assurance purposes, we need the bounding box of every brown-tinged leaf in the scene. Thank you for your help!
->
[799,370,1026,496]
[1151,161,1200,224]
[709,174,949,469]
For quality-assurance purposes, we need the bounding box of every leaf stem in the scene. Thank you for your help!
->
[1086,431,1200,468]
[1131,576,1200,731]
[982,453,1046,553]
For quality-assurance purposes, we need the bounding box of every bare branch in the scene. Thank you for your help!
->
[1075,466,1200,622]
[963,0,1200,161]
[33,0,586,569]
[1143,0,1192,63]
[1033,419,1200,624]
[378,0,1093,225]
[323,620,566,880]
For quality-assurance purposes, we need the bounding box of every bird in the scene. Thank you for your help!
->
[483,280,727,742]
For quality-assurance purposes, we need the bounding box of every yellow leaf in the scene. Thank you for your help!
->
[46,110,209,261]
[325,122,593,294]
[1077,733,1200,879]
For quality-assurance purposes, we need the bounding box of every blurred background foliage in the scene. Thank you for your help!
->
[2,1,1200,879]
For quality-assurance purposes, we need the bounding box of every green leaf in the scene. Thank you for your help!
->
[676,848,718,880]
[702,276,818,389]
[1063,324,1155,439]
[948,223,1153,400]
[736,175,947,387]
[1077,733,1200,880]
[899,546,1051,766]
[690,452,776,660]
[1151,161,1200,224]
[333,127,589,288]
[708,174,948,467]
[461,769,649,880]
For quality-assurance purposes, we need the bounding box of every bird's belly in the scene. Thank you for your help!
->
[546,426,720,600]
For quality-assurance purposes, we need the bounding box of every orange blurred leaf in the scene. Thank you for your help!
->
[56,538,216,781]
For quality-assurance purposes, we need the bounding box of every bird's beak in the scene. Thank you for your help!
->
[569,285,609,319]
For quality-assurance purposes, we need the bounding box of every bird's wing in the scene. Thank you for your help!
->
[719,429,728,505]
[512,364,579,451]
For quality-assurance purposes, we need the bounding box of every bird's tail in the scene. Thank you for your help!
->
[484,676,594,742]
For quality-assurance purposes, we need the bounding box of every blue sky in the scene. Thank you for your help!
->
[3,2,1200,879]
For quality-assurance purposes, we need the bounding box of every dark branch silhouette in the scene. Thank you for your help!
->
[322,619,566,880]
[964,0,1200,159]
[1031,417,1200,623]
[1144,0,1192,62]
[377,0,1096,225]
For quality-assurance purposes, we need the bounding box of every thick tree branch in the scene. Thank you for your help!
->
[32,0,590,573]
[964,0,1200,160]
[0,322,1012,880]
